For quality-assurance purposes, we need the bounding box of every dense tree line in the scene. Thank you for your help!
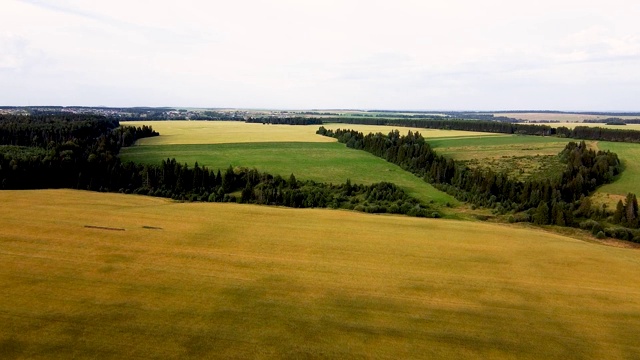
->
[333,117,640,143]
[0,114,435,218]
[318,126,640,241]
[115,161,435,216]
[0,114,157,148]
[555,126,640,143]
[331,117,555,136]
[0,115,158,189]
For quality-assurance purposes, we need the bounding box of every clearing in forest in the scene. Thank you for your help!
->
[594,141,640,206]
[427,135,572,181]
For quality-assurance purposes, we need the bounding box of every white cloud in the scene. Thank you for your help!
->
[1,0,639,109]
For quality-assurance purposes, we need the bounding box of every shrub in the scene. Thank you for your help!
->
[591,223,604,236]
[596,231,606,239]
[579,219,599,230]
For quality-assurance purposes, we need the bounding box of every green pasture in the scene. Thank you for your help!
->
[595,141,640,202]
[120,142,458,208]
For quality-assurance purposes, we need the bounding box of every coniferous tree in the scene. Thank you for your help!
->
[534,201,550,225]
[625,193,639,227]
[613,200,625,223]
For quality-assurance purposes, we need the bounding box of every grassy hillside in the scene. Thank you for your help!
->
[120,142,458,207]
[1,190,639,359]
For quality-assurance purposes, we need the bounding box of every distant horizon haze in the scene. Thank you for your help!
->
[2,0,639,111]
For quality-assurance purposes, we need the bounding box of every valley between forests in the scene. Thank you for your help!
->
[2,119,640,358]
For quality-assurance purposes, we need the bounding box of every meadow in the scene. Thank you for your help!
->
[427,135,572,160]
[426,135,640,205]
[1,190,639,359]
[426,135,572,181]
[593,141,640,206]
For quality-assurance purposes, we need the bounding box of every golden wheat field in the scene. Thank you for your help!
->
[121,121,499,146]
[1,190,640,359]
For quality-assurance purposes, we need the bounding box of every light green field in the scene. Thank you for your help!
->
[427,135,572,160]
[121,121,499,146]
[593,141,640,206]
[120,142,458,207]
[1,190,639,359]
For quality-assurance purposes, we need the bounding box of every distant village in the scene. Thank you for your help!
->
[0,106,346,121]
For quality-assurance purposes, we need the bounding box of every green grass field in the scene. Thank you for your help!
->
[120,142,458,208]
[593,141,640,205]
[2,190,640,359]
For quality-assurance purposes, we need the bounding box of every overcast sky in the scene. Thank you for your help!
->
[1,0,639,110]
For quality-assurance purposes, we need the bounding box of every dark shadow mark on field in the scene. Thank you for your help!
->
[142,225,163,230]
[84,225,125,231]
[0,337,23,359]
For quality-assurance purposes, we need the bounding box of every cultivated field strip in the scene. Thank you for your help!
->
[120,120,500,146]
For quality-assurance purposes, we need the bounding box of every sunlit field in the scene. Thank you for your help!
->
[594,141,640,206]
[1,190,639,359]
[121,121,500,146]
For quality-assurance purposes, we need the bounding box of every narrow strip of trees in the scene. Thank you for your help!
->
[330,117,640,143]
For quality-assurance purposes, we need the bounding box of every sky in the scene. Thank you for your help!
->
[1,0,639,111]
